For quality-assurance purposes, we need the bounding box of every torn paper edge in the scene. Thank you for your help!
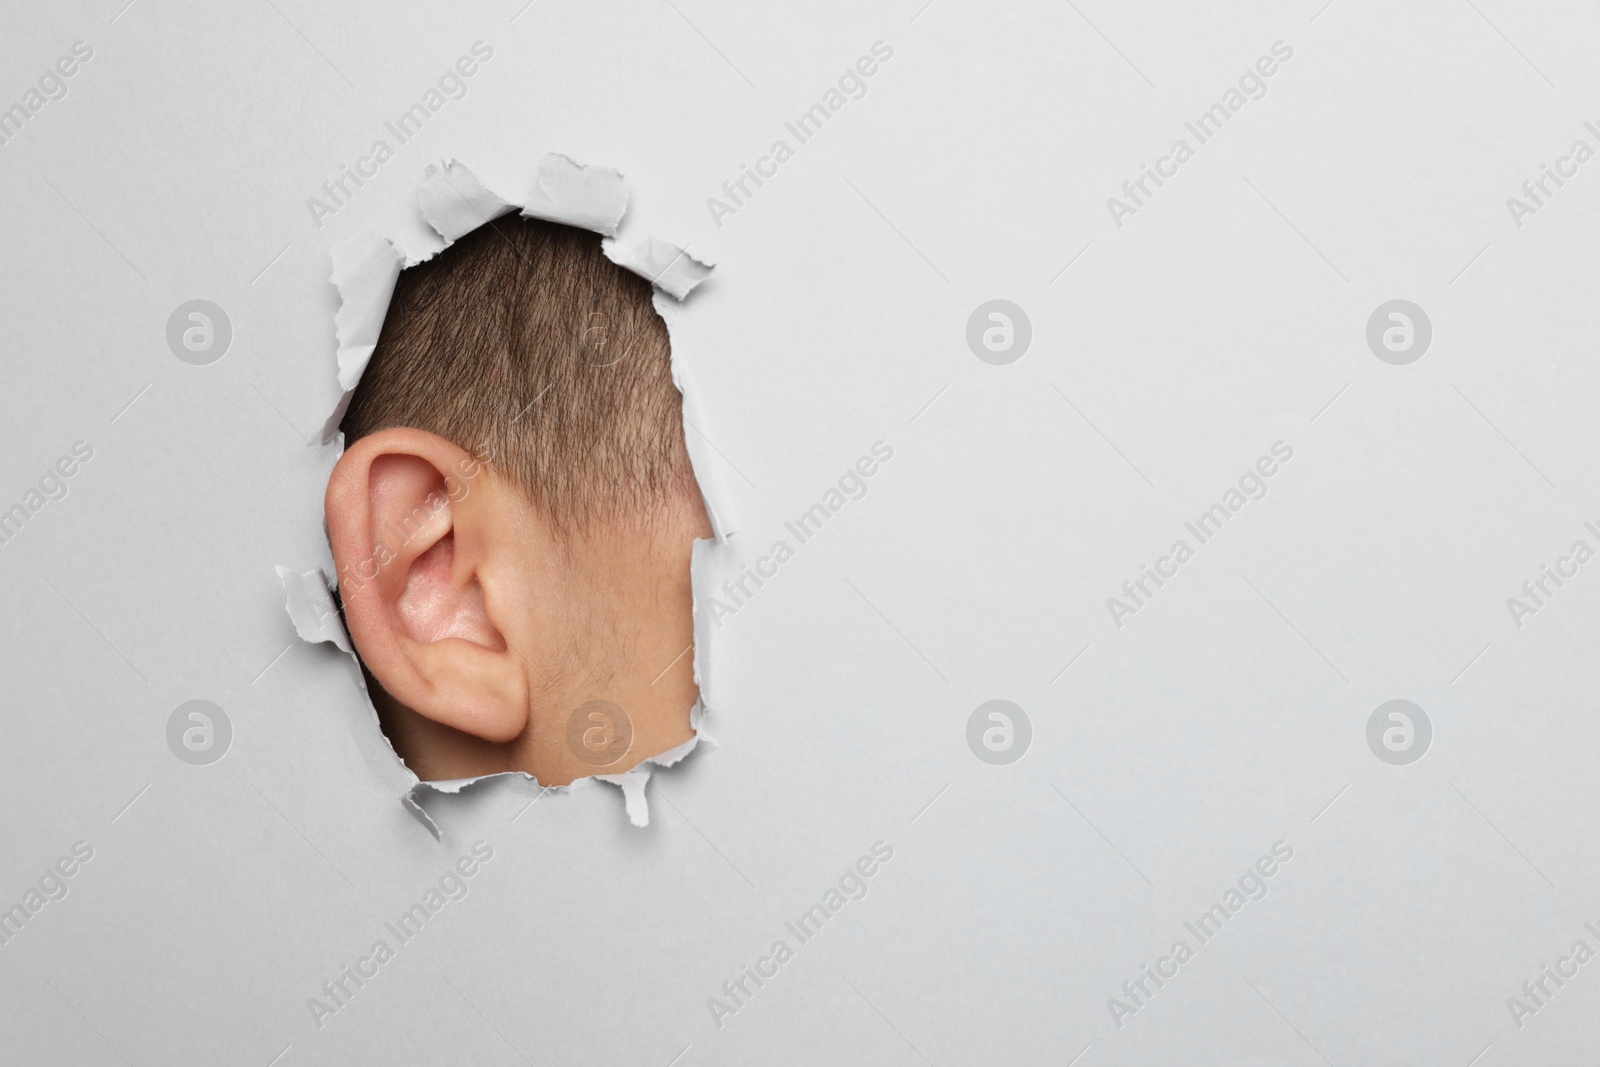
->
[274,565,353,654]
[418,159,515,245]
[404,702,712,829]
[595,703,712,827]
[288,154,723,835]
[400,794,440,838]
[657,290,737,543]
[315,156,708,446]
[521,152,629,236]
[605,235,714,301]
[315,232,403,444]
[690,539,718,716]
[274,564,439,837]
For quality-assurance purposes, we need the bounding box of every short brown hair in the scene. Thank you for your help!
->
[342,215,692,524]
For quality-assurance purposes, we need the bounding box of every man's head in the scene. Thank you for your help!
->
[325,216,709,786]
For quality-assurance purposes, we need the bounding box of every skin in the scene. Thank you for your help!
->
[325,427,710,786]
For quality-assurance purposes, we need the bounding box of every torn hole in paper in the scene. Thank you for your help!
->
[282,156,726,834]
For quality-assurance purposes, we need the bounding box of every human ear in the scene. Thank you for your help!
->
[325,428,528,743]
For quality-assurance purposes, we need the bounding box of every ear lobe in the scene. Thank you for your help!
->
[326,429,528,745]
